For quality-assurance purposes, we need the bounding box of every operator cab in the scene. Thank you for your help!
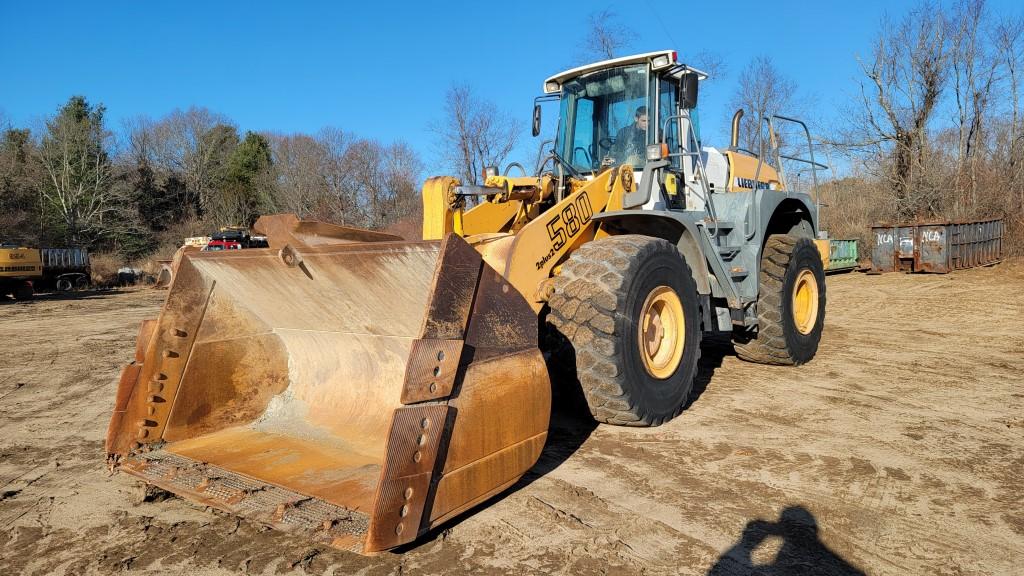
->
[541,50,707,211]
[539,50,795,216]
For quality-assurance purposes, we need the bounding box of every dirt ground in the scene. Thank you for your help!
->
[1,262,1022,575]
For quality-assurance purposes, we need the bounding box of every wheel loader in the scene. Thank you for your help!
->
[106,50,827,554]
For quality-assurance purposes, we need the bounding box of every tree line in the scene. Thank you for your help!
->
[1,0,1022,262]
[583,2,1022,252]
[729,0,1022,251]
[0,99,425,259]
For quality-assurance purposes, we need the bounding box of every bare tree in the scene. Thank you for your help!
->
[269,132,333,219]
[994,14,1024,209]
[380,141,423,225]
[339,138,424,229]
[119,115,189,232]
[852,2,948,220]
[433,84,521,185]
[269,127,422,230]
[320,127,365,225]
[146,107,235,216]
[123,115,154,166]
[579,10,637,62]
[949,0,1000,212]
[691,50,726,81]
[728,56,798,151]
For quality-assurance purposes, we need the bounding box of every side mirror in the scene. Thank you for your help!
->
[531,104,542,137]
[681,73,699,109]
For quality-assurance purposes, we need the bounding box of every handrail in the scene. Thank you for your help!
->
[746,114,769,240]
[503,162,528,177]
[768,114,826,220]
[811,138,841,222]
[534,139,555,174]
[742,114,829,239]
[776,153,828,170]
[660,111,720,233]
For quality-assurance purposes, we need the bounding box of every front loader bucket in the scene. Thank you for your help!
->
[106,216,550,554]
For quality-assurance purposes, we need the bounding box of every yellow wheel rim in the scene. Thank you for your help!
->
[791,269,819,335]
[638,286,686,379]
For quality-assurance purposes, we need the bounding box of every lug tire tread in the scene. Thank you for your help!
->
[548,235,700,426]
[735,235,824,365]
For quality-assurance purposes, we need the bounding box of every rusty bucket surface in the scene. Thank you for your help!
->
[153,259,173,289]
[106,215,551,554]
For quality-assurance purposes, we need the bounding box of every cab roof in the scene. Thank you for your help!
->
[543,50,707,93]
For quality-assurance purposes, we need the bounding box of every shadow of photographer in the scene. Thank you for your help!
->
[708,506,865,576]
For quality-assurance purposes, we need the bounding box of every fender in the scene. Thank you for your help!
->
[756,192,818,240]
[592,210,712,295]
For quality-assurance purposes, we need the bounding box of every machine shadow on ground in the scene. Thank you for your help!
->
[707,506,866,575]
[687,332,733,409]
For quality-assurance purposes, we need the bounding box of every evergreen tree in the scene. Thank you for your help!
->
[0,128,41,243]
[38,96,115,246]
[213,131,276,225]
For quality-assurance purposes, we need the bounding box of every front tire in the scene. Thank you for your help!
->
[548,235,702,426]
[734,235,826,365]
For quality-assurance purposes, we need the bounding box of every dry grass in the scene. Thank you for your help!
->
[817,170,1022,263]
[88,252,126,287]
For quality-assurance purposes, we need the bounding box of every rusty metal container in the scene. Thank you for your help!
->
[871,218,1003,273]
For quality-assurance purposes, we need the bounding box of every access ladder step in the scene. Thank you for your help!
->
[705,220,736,231]
[718,245,742,258]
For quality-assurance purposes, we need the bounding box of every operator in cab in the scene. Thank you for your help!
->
[612,106,648,165]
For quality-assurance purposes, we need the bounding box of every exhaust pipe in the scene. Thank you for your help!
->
[730,109,744,149]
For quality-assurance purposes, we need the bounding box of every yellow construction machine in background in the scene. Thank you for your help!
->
[0,244,42,300]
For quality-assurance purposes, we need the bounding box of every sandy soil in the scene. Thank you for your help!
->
[1,263,1022,575]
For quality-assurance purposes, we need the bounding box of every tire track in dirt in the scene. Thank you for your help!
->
[1,266,1022,574]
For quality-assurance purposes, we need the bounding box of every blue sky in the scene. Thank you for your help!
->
[1,0,1022,174]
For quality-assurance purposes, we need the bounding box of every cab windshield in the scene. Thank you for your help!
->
[555,64,650,173]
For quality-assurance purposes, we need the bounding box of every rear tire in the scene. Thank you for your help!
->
[547,235,702,426]
[13,282,33,301]
[56,277,73,292]
[734,235,825,365]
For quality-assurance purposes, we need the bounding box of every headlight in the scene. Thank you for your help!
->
[646,143,669,161]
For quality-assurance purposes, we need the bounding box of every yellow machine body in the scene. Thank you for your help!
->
[813,238,831,270]
[723,151,782,192]
[106,49,810,557]
[1,246,42,298]
[0,246,42,278]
